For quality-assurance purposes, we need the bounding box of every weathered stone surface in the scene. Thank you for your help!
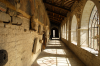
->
[0,2,7,12]
[15,3,20,9]
[12,16,22,25]
[7,9,17,16]
[0,12,11,22]
[0,0,50,66]
[31,16,38,31]
[32,38,39,54]
[39,40,43,43]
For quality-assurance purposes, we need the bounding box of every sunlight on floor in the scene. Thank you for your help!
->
[37,57,71,66]
[44,49,66,55]
[52,38,60,39]
[32,40,85,66]
[37,40,69,66]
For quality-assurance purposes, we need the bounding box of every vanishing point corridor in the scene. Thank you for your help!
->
[32,40,85,66]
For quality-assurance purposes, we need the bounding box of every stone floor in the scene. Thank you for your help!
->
[32,40,85,66]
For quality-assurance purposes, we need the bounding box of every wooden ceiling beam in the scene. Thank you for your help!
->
[49,15,63,19]
[49,16,63,21]
[47,10,66,17]
[50,20,61,24]
[49,18,62,23]
[67,2,74,7]
[50,20,60,23]
[71,0,78,1]
[66,1,74,6]
[54,0,58,3]
[48,14,64,20]
[50,21,60,26]
[52,0,54,3]
[61,0,65,6]
[44,2,71,12]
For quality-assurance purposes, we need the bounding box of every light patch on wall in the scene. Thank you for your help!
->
[53,30,55,37]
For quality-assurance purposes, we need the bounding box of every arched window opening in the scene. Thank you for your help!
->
[51,27,59,39]
[80,1,94,47]
[71,15,77,45]
[89,6,99,51]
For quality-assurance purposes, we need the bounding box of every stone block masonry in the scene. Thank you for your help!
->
[0,0,50,66]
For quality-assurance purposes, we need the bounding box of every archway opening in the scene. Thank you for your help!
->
[89,5,99,51]
[80,1,95,47]
[71,15,77,45]
[51,27,59,39]
[81,0,99,55]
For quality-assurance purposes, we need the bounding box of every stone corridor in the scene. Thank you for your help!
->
[32,40,85,66]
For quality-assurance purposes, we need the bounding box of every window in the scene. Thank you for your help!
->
[89,6,99,51]
[71,15,77,45]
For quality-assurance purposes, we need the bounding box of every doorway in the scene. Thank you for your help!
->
[51,28,59,39]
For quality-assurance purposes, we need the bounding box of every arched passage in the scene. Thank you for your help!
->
[71,15,77,45]
[51,27,59,39]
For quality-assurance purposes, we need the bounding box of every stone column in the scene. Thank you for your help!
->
[77,29,81,47]
[66,22,67,40]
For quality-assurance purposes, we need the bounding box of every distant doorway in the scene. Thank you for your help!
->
[53,30,55,37]
[51,28,59,39]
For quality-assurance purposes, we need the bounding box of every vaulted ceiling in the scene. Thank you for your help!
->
[43,0,79,26]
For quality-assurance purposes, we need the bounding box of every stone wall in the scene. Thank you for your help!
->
[62,38,100,66]
[0,0,50,66]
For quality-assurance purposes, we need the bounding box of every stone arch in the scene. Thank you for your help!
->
[81,1,95,29]
[71,15,78,45]
[80,1,97,47]
[51,26,59,30]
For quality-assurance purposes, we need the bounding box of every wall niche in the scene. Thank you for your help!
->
[0,50,8,66]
